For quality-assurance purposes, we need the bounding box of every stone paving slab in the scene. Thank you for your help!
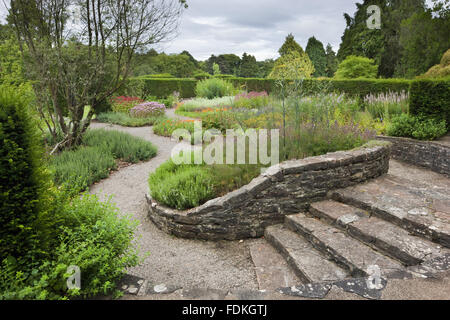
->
[286,214,405,278]
[332,174,450,247]
[265,224,348,283]
[310,200,445,266]
[249,240,300,290]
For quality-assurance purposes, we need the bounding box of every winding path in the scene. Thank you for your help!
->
[89,110,260,291]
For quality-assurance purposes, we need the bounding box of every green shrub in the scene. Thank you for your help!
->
[195,78,235,99]
[119,77,412,100]
[148,153,261,210]
[0,194,140,300]
[122,78,196,99]
[96,112,165,127]
[335,56,379,79]
[193,71,212,80]
[149,161,215,210]
[177,96,235,112]
[144,73,174,79]
[82,129,157,163]
[387,114,447,140]
[0,86,55,262]
[409,79,450,128]
[51,129,157,190]
[51,146,116,189]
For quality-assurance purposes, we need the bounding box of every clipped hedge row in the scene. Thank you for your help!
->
[410,79,450,128]
[120,77,196,99]
[230,78,412,98]
[0,86,54,261]
[121,77,412,100]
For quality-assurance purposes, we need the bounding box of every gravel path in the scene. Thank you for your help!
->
[88,112,259,291]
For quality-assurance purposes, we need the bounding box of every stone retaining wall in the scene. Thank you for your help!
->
[146,143,391,240]
[376,136,449,176]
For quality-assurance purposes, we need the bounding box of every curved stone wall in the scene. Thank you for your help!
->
[376,136,449,176]
[146,143,391,240]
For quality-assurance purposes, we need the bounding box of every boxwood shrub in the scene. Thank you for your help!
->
[409,79,450,128]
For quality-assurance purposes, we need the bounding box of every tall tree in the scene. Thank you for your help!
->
[337,0,387,69]
[268,50,315,79]
[7,0,187,150]
[279,33,305,56]
[239,52,259,78]
[305,36,327,77]
[396,0,450,77]
[325,44,338,78]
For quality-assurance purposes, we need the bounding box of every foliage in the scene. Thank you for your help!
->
[193,71,212,80]
[0,193,140,300]
[306,37,327,77]
[398,3,450,78]
[363,91,409,121]
[387,114,447,140]
[8,0,186,150]
[153,119,198,138]
[283,122,375,160]
[268,50,315,79]
[278,33,306,56]
[96,112,165,127]
[0,85,55,262]
[234,91,269,109]
[148,152,262,210]
[0,88,141,299]
[111,96,144,113]
[51,129,157,190]
[195,78,236,99]
[420,49,450,79]
[409,79,450,127]
[335,56,379,79]
[148,160,215,210]
[239,53,260,78]
[121,78,197,99]
[325,44,339,78]
[176,96,235,112]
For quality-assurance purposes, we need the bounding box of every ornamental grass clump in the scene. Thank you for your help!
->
[130,101,165,118]
[364,90,409,121]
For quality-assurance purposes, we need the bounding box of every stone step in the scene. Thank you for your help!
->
[309,200,445,266]
[249,240,300,290]
[285,214,405,278]
[331,174,450,248]
[264,225,348,283]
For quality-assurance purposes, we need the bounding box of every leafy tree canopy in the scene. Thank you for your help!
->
[335,55,379,79]
[268,50,315,79]
[306,36,327,77]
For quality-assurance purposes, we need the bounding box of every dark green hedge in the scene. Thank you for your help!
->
[121,77,412,100]
[230,78,412,98]
[120,77,197,98]
[410,79,450,128]
[0,87,54,261]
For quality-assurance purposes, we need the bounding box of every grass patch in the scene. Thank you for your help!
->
[96,112,165,127]
[51,129,157,190]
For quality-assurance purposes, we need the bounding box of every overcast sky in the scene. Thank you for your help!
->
[0,0,435,61]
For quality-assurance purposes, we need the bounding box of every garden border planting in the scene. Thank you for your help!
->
[121,77,413,99]
[376,135,449,176]
[145,142,391,240]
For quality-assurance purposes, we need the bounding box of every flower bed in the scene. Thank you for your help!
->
[146,142,391,240]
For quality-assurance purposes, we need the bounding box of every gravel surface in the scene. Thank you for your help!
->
[89,115,259,291]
